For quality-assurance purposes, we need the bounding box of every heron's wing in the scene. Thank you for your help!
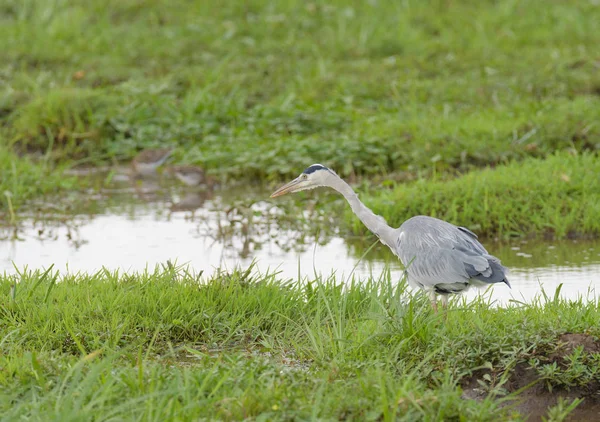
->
[457,226,478,239]
[395,216,508,289]
[402,247,470,288]
[455,244,509,285]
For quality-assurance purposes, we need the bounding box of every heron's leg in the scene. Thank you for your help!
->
[440,295,449,321]
[441,295,449,311]
[429,290,438,314]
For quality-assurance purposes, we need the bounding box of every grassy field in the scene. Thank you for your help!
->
[341,152,600,239]
[1,266,599,421]
[1,1,600,420]
[1,0,599,236]
[0,144,85,222]
[1,0,598,176]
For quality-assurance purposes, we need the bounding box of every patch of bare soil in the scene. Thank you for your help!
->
[462,333,600,421]
[551,333,600,356]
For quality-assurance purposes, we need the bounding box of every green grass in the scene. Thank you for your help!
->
[1,0,599,238]
[1,0,599,179]
[0,143,85,222]
[1,0,599,239]
[342,152,600,239]
[1,265,598,420]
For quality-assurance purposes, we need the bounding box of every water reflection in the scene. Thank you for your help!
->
[1,183,598,305]
[169,192,211,215]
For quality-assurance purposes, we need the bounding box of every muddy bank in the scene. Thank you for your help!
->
[462,333,600,421]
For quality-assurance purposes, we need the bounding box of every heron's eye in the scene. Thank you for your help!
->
[302,174,308,180]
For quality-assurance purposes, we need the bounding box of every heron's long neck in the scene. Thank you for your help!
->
[330,176,397,248]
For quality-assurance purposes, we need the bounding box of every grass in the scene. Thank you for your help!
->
[0,0,599,179]
[0,0,599,239]
[0,143,85,223]
[1,265,598,420]
[342,152,600,239]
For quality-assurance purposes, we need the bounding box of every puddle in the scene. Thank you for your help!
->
[1,180,599,305]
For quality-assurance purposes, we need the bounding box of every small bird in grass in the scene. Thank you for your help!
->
[271,164,510,313]
[131,148,173,176]
[166,165,212,187]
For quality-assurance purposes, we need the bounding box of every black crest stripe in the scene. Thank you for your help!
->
[303,164,327,174]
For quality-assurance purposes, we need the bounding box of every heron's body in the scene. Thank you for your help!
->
[395,216,509,294]
[271,164,510,311]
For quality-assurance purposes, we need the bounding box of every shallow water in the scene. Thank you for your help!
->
[1,180,599,305]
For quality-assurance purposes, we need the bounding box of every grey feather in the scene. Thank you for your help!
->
[393,216,509,294]
[457,226,479,239]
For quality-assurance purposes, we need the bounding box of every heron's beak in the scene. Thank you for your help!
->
[270,177,305,198]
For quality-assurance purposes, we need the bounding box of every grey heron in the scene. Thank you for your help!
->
[271,164,510,312]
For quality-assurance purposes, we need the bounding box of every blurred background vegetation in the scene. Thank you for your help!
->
[0,0,598,236]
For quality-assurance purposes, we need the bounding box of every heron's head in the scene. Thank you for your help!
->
[270,164,335,198]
